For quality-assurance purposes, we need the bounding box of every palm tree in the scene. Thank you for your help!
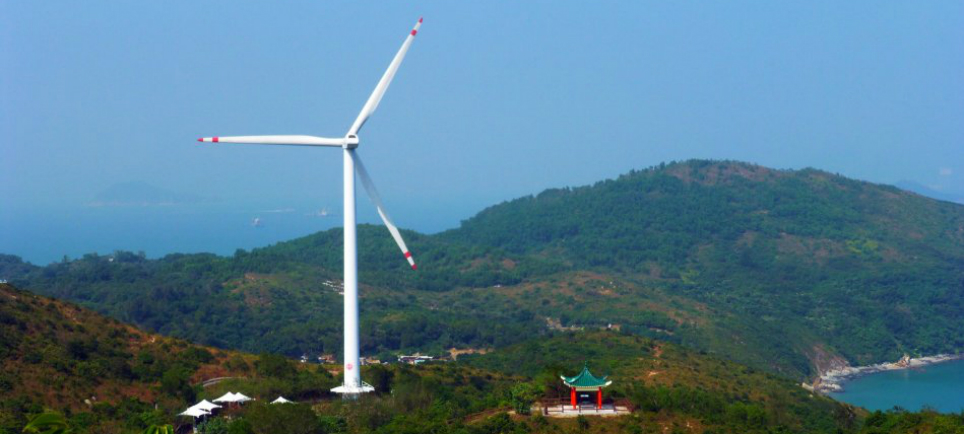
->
[24,412,173,434]
[141,425,174,434]
[22,412,72,434]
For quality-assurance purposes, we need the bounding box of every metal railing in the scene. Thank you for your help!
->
[537,398,635,415]
[199,376,245,388]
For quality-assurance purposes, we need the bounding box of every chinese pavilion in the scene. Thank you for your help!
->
[560,364,612,409]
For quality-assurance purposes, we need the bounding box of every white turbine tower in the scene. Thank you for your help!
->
[198,17,423,395]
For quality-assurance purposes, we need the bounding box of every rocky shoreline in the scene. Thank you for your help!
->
[807,354,964,394]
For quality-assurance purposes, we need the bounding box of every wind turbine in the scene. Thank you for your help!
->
[198,17,423,395]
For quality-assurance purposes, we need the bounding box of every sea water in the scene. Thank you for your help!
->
[0,205,338,265]
[829,359,964,413]
[0,200,470,265]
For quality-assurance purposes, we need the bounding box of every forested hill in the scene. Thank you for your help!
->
[2,160,963,380]
[444,160,964,373]
[446,160,964,272]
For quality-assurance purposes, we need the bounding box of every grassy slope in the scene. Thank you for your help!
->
[0,283,258,433]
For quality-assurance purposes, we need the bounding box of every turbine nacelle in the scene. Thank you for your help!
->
[345,134,359,149]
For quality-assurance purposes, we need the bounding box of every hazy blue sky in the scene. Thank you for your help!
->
[2,1,962,263]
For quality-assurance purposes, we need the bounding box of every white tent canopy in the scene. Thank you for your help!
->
[178,407,211,418]
[189,400,221,411]
[271,396,293,404]
[213,392,253,404]
[212,392,237,403]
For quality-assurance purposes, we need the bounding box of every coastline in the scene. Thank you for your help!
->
[810,354,964,394]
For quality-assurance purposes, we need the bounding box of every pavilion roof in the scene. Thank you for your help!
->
[561,364,611,388]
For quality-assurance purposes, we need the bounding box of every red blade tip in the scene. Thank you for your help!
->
[419,17,423,23]
[411,264,417,270]
[197,138,203,142]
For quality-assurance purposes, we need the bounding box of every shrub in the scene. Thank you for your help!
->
[244,402,323,434]
[255,354,296,379]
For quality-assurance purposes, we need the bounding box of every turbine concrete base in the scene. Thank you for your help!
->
[331,382,375,396]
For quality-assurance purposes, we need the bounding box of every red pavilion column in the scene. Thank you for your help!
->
[597,387,602,409]
[570,387,576,409]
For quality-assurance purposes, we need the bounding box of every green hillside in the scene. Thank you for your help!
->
[3,160,963,380]
[443,160,964,374]
[463,331,855,433]
[0,282,853,434]
[0,283,268,433]
[0,243,547,358]
[3,283,962,434]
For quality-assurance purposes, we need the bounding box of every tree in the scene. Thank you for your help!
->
[576,415,590,430]
[141,425,175,434]
[475,413,522,434]
[198,418,228,434]
[245,402,322,434]
[255,354,296,379]
[509,383,539,415]
[160,367,195,402]
[365,365,394,393]
[227,419,254,434]
[22,412,72,434]
[316,416,346,434]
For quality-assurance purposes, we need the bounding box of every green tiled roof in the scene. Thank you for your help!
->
[561,364,610,388]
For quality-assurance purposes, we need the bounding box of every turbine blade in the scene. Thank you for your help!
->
[348,17,423,136]
[354,153,417,270]
[197,135,344,147]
